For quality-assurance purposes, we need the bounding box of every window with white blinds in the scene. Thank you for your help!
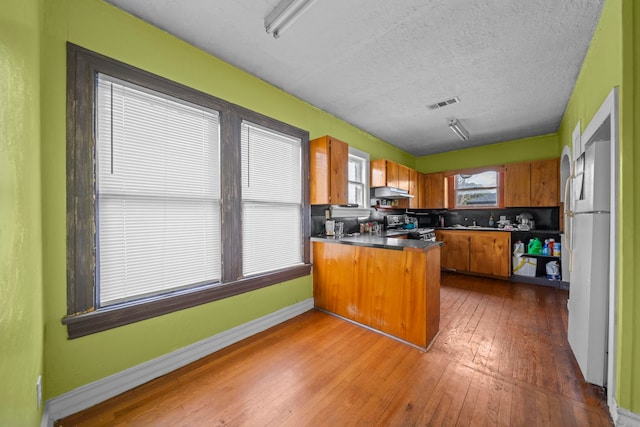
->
[241,121,302,276]
[95,74,221,306]
[348,147,370,207]
[66,44,310,337]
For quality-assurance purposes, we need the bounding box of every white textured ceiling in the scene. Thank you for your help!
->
[103,0,604,156]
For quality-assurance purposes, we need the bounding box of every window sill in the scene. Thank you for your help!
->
[62,264,312,339]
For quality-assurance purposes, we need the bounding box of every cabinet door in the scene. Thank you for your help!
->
[386,161,400,188]
[408,169,418,208]
[492,233,511,277]
[530,158,559,206]
[505,161,531,207]
[310,136,331,204]
[329,137,348,205]
[418,173,427,208]
[310,136,348,204]
[370,159,387,187]
[424,172,445,209]
[469,232,510,277]
[397,164,410,191]
[437,231,470,271]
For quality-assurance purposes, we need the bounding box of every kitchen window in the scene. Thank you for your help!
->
[65,43,310,338]
[347,147,369,207]
[448,169,504,208]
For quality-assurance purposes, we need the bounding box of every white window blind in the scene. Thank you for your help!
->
[95,74,221,306]
[348,147,369,207]
[241,121,302,276]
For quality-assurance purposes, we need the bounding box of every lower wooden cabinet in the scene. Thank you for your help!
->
[435,230,511,278]
[469,232,511,277]
[437,231,470,271]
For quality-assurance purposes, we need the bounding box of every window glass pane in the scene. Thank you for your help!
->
[348,158,361,182]
[454,171,498,207]
[456,189,498,207]
[348,152,368,207]
[455,171,497,190]
[241,121,302,276]
[348,182,363,205]
[96,74,221,306]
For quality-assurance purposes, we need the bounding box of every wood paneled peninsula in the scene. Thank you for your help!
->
[311,235,441,349]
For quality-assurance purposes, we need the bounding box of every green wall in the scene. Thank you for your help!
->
[6,0,637,421]
[0,0,44,424]
[40,0,412,400]
[557,0,640,413]
[415,134,559,173]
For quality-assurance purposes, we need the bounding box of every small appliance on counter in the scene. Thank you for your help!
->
[516,212,535,231]
[497,215,513,230]
[325,219,335,236]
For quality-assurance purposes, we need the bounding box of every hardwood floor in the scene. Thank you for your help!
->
[56,273,612,426]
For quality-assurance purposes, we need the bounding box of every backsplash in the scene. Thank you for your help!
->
[439,207,560,230]
[310,204,560,235]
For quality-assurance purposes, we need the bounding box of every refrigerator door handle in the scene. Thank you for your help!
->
[564,160,575,272]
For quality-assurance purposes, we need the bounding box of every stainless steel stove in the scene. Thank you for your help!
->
[385,215,436,241]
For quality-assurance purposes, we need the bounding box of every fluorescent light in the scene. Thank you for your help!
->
[448,119,470,141]
[265,0,317,39]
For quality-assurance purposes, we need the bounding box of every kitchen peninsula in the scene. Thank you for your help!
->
[311,235,441,349]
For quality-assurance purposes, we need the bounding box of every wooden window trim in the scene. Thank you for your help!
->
[443,165,505,177]
[65,43,310,339]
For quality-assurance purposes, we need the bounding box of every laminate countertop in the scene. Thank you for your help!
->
[311,234,441,251]
[437,227,562,234]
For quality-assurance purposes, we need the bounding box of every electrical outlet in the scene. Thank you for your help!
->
[36,376,42,409]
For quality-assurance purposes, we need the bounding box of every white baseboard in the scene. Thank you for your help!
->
[41,298,314,427]
[616,406,640,427]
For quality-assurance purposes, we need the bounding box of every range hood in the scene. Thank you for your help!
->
[373,187,413,199]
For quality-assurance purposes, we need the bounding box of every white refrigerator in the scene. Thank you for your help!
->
[567,137,611,387]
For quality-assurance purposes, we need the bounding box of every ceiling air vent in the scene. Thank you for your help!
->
[427,96,461,110]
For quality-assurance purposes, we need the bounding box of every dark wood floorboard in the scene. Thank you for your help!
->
[56,272,612,426]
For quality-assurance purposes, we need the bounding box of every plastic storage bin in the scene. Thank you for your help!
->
[513,254,537,277]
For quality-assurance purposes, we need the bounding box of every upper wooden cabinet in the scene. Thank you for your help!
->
[370,159,412,191]
[530,158,560,206]
[310,135,348,205]
[504,162,531,207]
[409,169,419,208]
[371,159,404,188]
[505,158,559,207]
[370,159,387,187]
[370,159,417,208]
[421,172,446,209]
[397,164,410,191]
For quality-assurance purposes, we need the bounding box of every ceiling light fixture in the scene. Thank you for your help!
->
[448,119,470,141]
[265,0,317,39]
